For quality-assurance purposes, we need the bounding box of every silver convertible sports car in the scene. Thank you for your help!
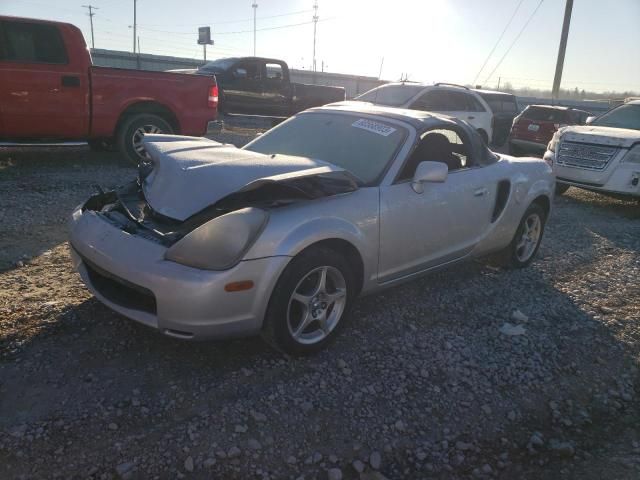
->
[69,102,554,354]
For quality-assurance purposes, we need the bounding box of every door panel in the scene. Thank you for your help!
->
[261,61,290,116]
[378,166,498,282]
[0,20,88,138]
[221,59,264,114]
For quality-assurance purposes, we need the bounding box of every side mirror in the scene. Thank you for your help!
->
[411,161,448,193]
[585,116,596,124]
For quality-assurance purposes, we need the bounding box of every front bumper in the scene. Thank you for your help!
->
[545,150,640,197]
[69,207,290,340]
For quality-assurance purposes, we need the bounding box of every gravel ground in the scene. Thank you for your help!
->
[1,127,639,480]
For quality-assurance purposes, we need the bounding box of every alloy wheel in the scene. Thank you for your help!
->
[287,266,347,345]
[515,213,542,262]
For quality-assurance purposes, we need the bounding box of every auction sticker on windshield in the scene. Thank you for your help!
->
[352,118,396,136]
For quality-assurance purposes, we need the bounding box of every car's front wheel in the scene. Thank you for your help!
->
[262,246,355,355]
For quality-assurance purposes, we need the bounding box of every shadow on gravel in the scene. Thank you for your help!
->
[2,239,637,479]
[559,188,640,221]
[0,147,133,272]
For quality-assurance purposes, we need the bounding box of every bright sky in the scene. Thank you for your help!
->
[2,0,638,93]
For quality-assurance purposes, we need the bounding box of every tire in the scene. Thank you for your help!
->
[555,183,570,195]
[116,113,173,165]
[493,203,547,269]
[88,139,116,152]
[262,246,356,356]
[477,129,489,145]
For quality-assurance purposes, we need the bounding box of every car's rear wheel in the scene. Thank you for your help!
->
[117,113,173,165]
[555,183,570,195]
[492,203,547,269]
[262,246,355,355]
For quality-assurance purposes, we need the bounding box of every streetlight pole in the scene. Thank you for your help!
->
[133,0,137,54]
[552,0,573,100]
[312,1,318,72]
[252,2,258,56]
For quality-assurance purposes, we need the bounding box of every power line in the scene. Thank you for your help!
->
[136,17,336,36]
[472,0,525,86]
[484,0,545,85]
[81,5,98,49]
[138,9,313,28]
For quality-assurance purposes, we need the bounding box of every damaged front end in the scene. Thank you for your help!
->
[82,167,359,249]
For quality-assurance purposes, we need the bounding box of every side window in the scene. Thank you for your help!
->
[398,128,472,181]
[1,21,67,64]
[265,62,283,81]
[410,90,448,111]
[466,94,486,112]
[233,61,260,80]
[445,92,470,112]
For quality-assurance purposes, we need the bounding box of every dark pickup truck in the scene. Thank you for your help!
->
[179,57,345,117]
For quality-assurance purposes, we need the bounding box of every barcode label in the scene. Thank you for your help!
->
[352,118,396,137]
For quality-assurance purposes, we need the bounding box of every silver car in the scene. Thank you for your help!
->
[69,102,554,355]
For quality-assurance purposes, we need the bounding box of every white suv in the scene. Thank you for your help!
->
[544,100,640,198]
[355,82,494,144]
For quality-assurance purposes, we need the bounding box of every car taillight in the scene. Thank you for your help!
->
[208,85,219,108]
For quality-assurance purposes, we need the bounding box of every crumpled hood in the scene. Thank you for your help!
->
[141,135,345,221]
[559,125,640,148]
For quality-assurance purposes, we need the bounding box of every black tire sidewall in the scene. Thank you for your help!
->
[117,114,173,165]
[263,246,356,355]
[507,204,547,268]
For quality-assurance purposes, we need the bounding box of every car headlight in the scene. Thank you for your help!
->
[622,144,640,163]
[548,131,562,153]
[165,207,268,270]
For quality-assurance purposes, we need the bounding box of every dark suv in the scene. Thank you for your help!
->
[473,90,519,146]
[508,105,591,156]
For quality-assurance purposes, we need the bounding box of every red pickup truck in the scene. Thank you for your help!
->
[0,16,218,163]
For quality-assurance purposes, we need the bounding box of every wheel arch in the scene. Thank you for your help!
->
[114,101,180,136]
[532,194,551,216]
[295,238,365,295]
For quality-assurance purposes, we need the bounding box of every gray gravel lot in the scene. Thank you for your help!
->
[1,128,639,480]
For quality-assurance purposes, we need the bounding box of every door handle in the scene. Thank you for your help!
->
[467,116,475,120]
[61,75,81,87]
[474,187,488,197]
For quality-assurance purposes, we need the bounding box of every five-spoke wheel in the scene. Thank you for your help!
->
[263,246,355,355]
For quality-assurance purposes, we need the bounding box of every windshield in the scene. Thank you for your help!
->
[199,57,238,73]
[355,85,425,107]
[243,112,408,184]
[591,103,640,131]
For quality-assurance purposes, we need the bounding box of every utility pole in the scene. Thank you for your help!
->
[312,1,318,72]
[252,2,258,56]
[82,5,98,50]
[552,0,573,100]
[132,0,137,54]
[378,57,384,79]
